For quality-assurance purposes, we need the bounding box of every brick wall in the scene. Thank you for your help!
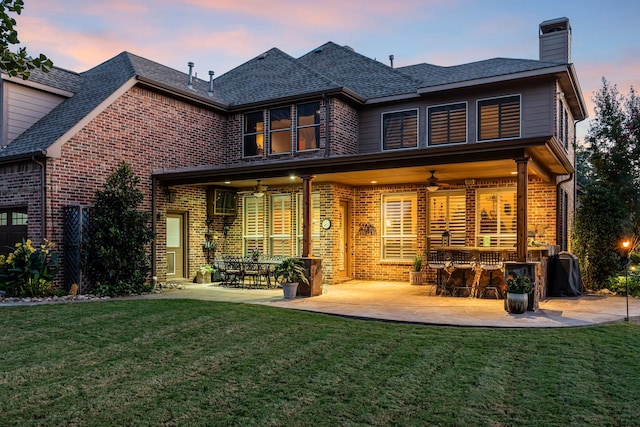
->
[0,161,43,242]
[330,98,358,155]
[44,85,227,283]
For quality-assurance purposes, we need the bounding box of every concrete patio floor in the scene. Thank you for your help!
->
[145,280,640,328]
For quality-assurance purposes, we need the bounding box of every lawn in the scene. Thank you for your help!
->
[1,299,639,426]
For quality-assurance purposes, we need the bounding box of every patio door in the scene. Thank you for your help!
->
[336,200,351,279]
[166,213,186,279]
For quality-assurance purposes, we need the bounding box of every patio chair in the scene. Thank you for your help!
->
[477,251,503,299]
[451,251,475,297]
[241,257,262,288]
[222,256,242,287]
[427,250,450,295]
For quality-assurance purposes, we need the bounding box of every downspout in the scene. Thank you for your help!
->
[556,172,573,252]
[151,177,157,286]
[322,93,330,157]
[31,153,46,241]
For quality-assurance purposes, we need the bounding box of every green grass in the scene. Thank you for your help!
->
[1,300,639,426]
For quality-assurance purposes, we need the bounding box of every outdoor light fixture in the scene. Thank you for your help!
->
[164,187,177,203]
[622,239,632,321]
[426,170,439,192]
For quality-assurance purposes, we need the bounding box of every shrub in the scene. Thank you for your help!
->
[82,162,154,297]
[605,270,640,297]
[0,239,59,297]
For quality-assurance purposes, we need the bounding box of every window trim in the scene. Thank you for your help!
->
[427,101,468,146]
[476,94,521,142]
[380,108,419,151]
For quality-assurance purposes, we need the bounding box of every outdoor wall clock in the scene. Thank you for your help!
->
[321,219,332,230]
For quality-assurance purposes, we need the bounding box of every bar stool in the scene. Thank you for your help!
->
[451,251,474,297]
[478,251,503,299]
[427,250,450,295]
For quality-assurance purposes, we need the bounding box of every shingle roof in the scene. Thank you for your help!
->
[398,58,562,87]
[213,47,342,107]
[298,42,420,99]
[0,44,569,160]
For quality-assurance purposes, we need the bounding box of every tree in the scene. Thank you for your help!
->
[0,0,52,79]
[83,162,154,296]
[574,79,640,288]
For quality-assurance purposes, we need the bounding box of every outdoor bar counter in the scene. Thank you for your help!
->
[427,245,558,303]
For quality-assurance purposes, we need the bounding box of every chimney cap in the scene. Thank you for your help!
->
[540,17,570,35]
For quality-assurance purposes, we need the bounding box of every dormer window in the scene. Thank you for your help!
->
[382,109,418,150]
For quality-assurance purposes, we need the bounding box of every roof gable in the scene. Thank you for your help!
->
[213,48,341,107]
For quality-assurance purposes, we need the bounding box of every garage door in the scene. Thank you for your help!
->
[0,207,28,256]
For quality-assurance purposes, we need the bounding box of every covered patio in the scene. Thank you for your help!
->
[153,135,573,292]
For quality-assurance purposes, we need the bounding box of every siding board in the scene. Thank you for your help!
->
[5,82,66,143]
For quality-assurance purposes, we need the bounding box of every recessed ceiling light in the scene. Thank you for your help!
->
[510,171,517,175]
[224,181,231,184]
[371,180,378,184]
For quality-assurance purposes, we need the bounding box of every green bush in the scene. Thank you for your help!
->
[606,269,640,297]
[0,239,59,297]
[82,162,154,297]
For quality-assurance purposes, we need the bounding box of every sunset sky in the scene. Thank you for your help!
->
[15,0,640,141]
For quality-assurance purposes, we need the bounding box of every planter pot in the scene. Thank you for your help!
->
[409,271,424,285]
[196,271,211,284]
[282,282,299,299]
[506,292,528,314]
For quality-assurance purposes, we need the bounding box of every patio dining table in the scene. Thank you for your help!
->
[216,257,283,289]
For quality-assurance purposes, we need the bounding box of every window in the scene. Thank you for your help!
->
[477,95,520,141]
[428,192,466,246]
[381,193,417,260]
[270,106,291,154]
[563,108,569,150]
[296,192,321,256]
[243,111,264,157]
[270,194,292,255]
[0,207,28,256]
[243,196,264,254]
[476,189,516,247]
[382,110,418,150]
[428,103,467,145]
[297,102,320,151]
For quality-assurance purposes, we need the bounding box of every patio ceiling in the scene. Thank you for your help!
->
[154,136,572,189]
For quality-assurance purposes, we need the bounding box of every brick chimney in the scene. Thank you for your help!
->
[539,17,571,63]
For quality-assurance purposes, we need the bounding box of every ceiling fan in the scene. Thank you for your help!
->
[252,179,267,197]
[426,170,440,192]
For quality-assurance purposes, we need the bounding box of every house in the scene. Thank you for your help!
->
[0,17,586,294]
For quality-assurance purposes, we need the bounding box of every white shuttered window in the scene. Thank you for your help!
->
[428,192,466,246]
[296,192,321,256]
[381,193,417,260]
[243,196,264,254]
[270,194,292,255]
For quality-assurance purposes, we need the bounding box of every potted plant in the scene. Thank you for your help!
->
[251,247,261,261]
[504,274,532,314]
[196,265,215,284]
[410,254,424,285]
[274,257,309,299]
